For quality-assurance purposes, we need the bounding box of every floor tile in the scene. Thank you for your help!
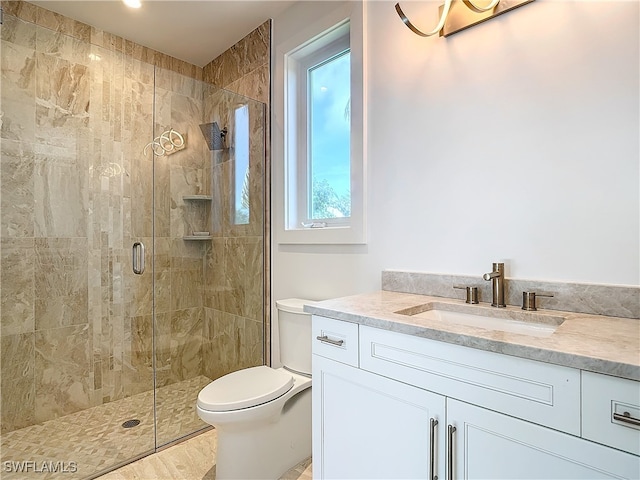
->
[1,376,211,480]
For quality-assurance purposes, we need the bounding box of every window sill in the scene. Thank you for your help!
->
[279,224,365,245]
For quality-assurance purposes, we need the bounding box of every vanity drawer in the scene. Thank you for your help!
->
[359,325,581,435]
[582,371,640,456]
[312,316,359,367]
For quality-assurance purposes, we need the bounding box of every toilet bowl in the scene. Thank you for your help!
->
[196,298,314,480]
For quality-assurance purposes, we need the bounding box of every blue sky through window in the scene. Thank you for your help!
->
[234,104,249,225]
[309,51,351,218]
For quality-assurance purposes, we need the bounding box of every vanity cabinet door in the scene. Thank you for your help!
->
[448,399,640,480]
[312,354,446,480]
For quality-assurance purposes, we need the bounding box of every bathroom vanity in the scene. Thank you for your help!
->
[307,292,640,480]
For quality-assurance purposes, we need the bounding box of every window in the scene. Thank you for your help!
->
[234,104,250,225]
[297,29,351,227]
[276,2,365,244]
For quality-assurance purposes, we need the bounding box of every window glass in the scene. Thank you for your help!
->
[234,104,250,225]
[308,51,351,221]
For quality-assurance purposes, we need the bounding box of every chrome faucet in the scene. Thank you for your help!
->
[483,262,506,307]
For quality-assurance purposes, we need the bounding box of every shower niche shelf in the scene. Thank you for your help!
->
[183,195,212,201]
[182,195,212,241]
[183,235,213,241]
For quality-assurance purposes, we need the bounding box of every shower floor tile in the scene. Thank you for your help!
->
[0,376,212,480]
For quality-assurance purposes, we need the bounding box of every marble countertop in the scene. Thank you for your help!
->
[304,291,640,381]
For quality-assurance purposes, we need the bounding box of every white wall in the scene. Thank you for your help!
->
[271,0,639,360]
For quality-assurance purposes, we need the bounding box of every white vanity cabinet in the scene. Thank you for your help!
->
[311,315,640,480]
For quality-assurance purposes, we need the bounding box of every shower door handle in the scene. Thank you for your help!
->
[132,242,145,275]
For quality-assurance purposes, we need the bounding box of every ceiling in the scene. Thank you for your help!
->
[29,1,298,67]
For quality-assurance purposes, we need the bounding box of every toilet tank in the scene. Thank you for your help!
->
[276,298,314,375]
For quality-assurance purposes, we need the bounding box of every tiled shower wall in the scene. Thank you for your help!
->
[0,0,267,435]
[203,21,270,105]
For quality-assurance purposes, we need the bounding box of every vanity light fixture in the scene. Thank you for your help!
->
[395,0,534,38]
[123,0,141,9]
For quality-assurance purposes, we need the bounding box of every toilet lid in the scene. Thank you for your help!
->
[197,366,294,412]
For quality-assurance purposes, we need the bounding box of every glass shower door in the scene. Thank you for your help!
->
[150,66,212,446]
[151,69,267,446]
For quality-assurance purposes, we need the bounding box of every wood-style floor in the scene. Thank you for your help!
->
[97,429,312,480]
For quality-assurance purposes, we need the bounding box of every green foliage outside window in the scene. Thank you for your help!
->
[311,177,350,219]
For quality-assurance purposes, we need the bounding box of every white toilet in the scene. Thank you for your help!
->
[197,298,314,480]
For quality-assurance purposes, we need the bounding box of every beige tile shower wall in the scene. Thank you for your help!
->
[1,8,100,432]
[1,1,203,81]
[0,0,206,433]
[202,21,271,373]
[203,20,270,104]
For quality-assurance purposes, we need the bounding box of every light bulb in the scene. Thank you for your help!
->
[123,0,141,9]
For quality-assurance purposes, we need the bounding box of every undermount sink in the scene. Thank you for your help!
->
[395,302,565,338]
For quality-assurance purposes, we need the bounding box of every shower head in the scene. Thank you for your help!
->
[199,122,228,151]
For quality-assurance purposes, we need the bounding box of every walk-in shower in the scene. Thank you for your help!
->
[0,3,266,478]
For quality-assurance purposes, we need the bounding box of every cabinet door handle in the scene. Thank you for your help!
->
[316,335,344,347]
[430,418,439,480]
[447,424,456,480]
[613,411,640,427]
[132,242,145,275]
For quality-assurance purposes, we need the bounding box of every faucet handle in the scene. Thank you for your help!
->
[453,285,479,304]
[522,291,553,311]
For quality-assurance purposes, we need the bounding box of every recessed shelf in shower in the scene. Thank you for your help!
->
[183,196,213,241]
[183,235,213,241]
[183,195,213,201]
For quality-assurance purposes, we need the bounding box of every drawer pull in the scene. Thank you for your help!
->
[316,335,344,347]
[613,411,640,427]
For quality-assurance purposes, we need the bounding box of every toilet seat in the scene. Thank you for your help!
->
[197,366,294,412]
